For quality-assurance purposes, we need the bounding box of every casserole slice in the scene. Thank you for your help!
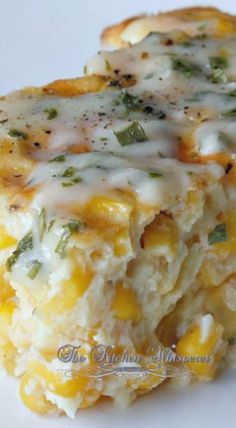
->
[0,6,235,418]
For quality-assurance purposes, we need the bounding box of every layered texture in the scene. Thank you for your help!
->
[0,6,236,418]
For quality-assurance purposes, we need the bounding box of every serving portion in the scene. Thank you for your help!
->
[0,6,236,418]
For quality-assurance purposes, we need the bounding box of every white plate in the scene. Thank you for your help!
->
[0,1,236,427]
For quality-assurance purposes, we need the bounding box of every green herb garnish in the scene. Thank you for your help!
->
[44,108,58,120]
[210,68,228,83]
[229,89,236,97]
[39,208,46,240]
[208,223,228,245]
[209,56,228,84]
[83,65,88,75]
[48,219,55,232]
[144,72,154,80]
[181,41,194,48]
[148,171,163,178]
[27,260,42,280]
[6,231,33,271]
[64,220,81,234]
[118,89,141,112]
[8,128,28,140]
[61,181,74,187]
[62,167,76,177]
[221,108,236,117]
[171,57,196,78]
[229,337,236,345]
[55,220,81,257]
[72,176,82,183]
[105,59,112,72]
[210,56,228,70]
[114,121,149,146]
[197,24,206,31]
[62,175,82,187]
[49,155,66,163]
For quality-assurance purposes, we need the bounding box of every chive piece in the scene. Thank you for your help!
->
[195,33,207,40]
[171,57,195,78]
[61,181,74,187]
[39,208,46,240]
[27,260,42,279]
[62,167,76,177]
[64,220,81,234]
[55,220,81,257]
[83,65,88,75]
[229,337,236,345]
[209,57,228,84]
[208,223,227,245]
[221,108,236,118]
[6,231,33,271]
[148,171,163,178]
[114,121,149,146]
[44,108,58,120]
[210,56,228,70]
[105,59,112,72]
[197,24,206,31]
[144,72,154,80]
[48,219,55,232]
[49,155,66,163]
[229,89,236,97]
[210,68,228,83]
[8,128,28,140]
[181,41,194,48]
[119,89,141,112]
[72,176,82,183]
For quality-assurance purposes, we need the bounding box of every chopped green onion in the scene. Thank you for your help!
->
[114,121,149,146]
[229,89,236,97]
[72,176,82,183]
[118,89,141,112]
[64,220,81,234]
[210,56,228,70]
[209,68,228,83]
[221,108,236,117]
[209,57,228,84]
[171,57,196,78]
[44,108,58,120]
[61,181,74,187]
[27,260,42,280]
[83,65,88,75]
[62,167,76,177]
[229,337,236,345]
[6,231,33,271]
[105,59,112,72]
[49,155,66,163]
[197,24,206,31]
[48,219,55,232]
[148,171,163,178]
[39,208,46,240]
[55,220,81,257]
[144,72,154,80]
[8,128,28,140]
[181,41,194,48]
[208,223,227,245]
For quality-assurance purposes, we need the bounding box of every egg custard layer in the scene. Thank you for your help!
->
[0,6,236,418]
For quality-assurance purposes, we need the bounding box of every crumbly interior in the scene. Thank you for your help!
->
[0,6,236,419]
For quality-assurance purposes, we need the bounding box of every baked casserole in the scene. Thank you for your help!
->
[0,6,236,417]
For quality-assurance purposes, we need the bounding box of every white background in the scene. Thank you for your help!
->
[0,0,236,94]
[0,1,236,427]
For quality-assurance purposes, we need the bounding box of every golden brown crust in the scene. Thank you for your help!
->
[101,6,236,48]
